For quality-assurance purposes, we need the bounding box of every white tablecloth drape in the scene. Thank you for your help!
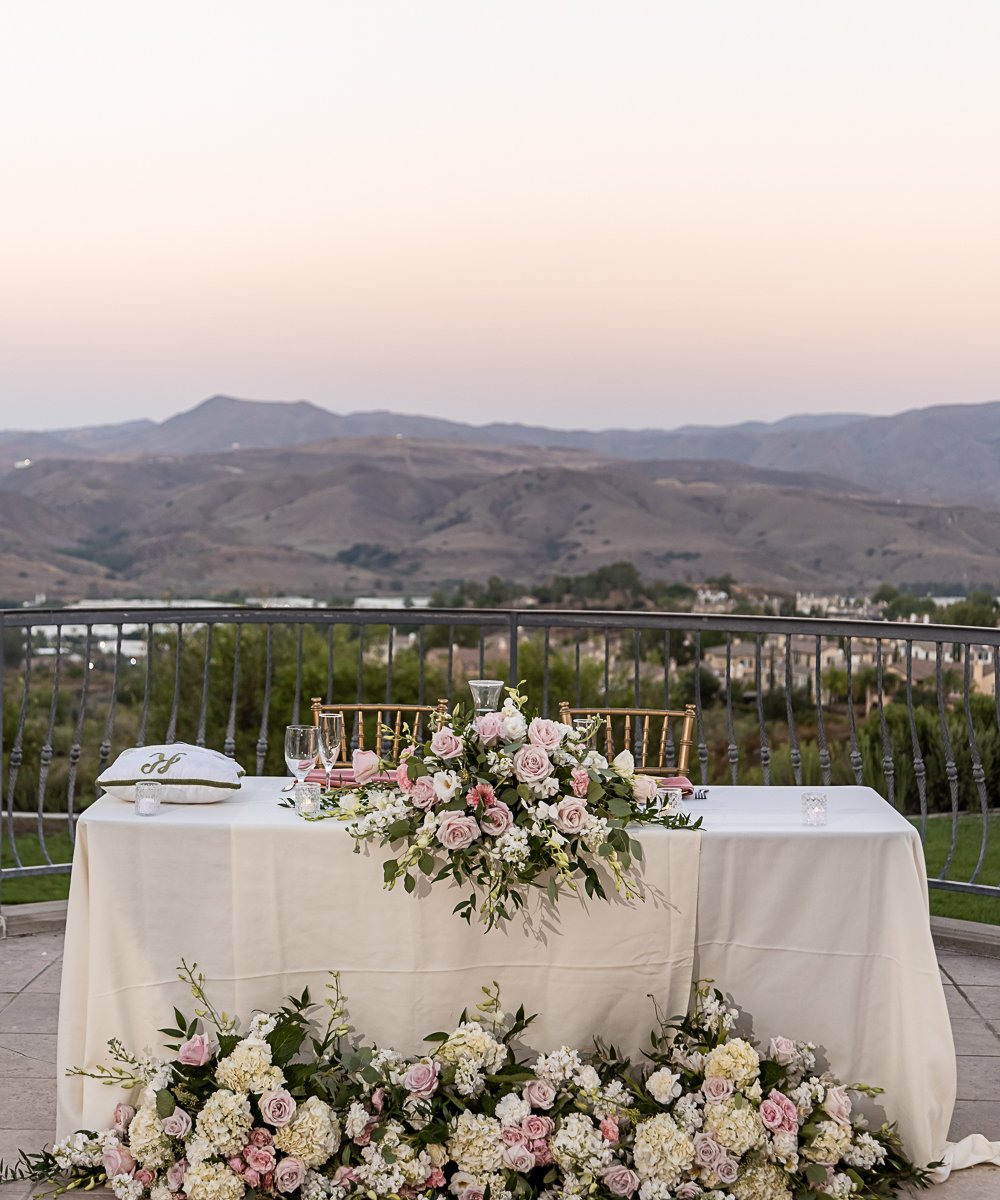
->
[57,782,966,1170]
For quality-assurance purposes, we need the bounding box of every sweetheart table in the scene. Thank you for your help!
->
[57,782,953,1168]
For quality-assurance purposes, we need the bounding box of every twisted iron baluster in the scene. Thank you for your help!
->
[196,623,214,748]
[784,633,802,785]
[136,624,154,747]
[725,634,738,783]
[66,627,93,834]
[904,642,928,840]
[876,639,895,806]
[815,634,831,785]
[936,641,960,880]
[845,637,864,784]
[292,623,304,726]
[97,626,123,777]
[755,634,770,785]
[165,623,183,744]
[224,624,242,759]
[35,625,63,864]
[665,630,675,770]
[694,632,708,784]
[963,649,990,884]
[255,625,273,775]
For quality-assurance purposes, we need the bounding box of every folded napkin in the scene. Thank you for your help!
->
[305,767,394,788]
[660,775,695,794]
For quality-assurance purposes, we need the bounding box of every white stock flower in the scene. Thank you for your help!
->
[533,1046,582,1084]
[843,1133,886,1171]
[573,1065,601,1093]
[52,1133,103,1170]
[109,1176,144,1200]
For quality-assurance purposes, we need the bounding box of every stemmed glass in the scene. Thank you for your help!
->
[317,713,344,790]
[284,725,319,788]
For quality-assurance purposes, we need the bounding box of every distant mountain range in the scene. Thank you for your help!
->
[2,394,1000,603]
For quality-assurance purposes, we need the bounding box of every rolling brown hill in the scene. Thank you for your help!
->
[3,434,1000,603]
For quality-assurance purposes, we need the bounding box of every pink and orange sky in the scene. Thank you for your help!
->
[2,1,999,431]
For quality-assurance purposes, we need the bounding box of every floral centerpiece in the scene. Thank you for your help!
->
[1,966,929,1200]
[296,687,700,929]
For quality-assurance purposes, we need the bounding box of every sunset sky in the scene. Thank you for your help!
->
[2,1,999,431]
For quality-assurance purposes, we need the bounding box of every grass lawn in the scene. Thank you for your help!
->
[3,816,999,925]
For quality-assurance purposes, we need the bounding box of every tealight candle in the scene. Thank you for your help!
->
[135,781,161,816]
[801,791,828,827]
[295,781,321,817]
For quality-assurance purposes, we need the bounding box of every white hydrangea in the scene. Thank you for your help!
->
[633,1113,696,1187]
[731,1158,793,1200]
[495,1093,532,1127]
[185,1160,246,1200]
[637,1183,675,1200]
[533,1046,582,1084]
[804,1121,852,1165]
[768,1129,799,1169]
[647,1067,683,1105]
[435,1022,507,1073]
[273,1095,342,1167]
[551,1112,614,1175]
[195,1089,253,1157]
[703,1098,765,1157]
[843,1133,886,1171]
[215,1037,284,1094]
[128,1104,173,1168]
[185,1136,214,1165]
[448,1111,504,1177]
[151,1184,173,1200]
[703,1039,760,1087]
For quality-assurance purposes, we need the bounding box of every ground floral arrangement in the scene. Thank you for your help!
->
[295,688,700,928]
[0,966,928,1200]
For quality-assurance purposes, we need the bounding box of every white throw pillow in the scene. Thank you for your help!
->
[97,742,245,804]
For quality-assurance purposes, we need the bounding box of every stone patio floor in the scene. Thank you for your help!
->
[0,931,998,1198]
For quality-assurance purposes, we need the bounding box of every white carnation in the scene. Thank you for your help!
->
[646,1067,682,1105]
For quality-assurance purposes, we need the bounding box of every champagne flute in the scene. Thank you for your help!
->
[317,712,344,790]
[284,725,319,790]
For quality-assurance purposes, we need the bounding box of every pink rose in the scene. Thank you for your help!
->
[715,1156,739,1186]
[161,1108,192,1138]
[676,1184,702,1200]
[702,1076,734,1103]
[262,1174,275,1192]
[466,782,496,809]
[523,1079,557,1109]
[403,1060,440,1100]
[823,1085,852,1126]
[227,1157,245,1173]
[166,1161,188,1192]
[352,749,381,785]
[502,1127,528,1146]
[410,776,437,810]
[599,1116,619,1144]
[761,1090,798,1134]
[551,797,588,834]
[512,744,553,785]
[436,811,480,851]
[527,717,562,752]
[474,713,504,745]
[602,1166,640,1197]
[370,1088,386,1114]
[426,1166,446,1190]
[245,1144,277,1173]
[501,1143,536,1173]
[332,1167,358,1187]
[249,1128,274,1147]
[531,1140,554,1166]
[479,801,514,837]
[243,1170,261,1189]
[430,727,464,760]
[260,1089,297,1127]
[631,775,659,807]
[274,1157,306,1194]
[768,1036,799,1065]
[396,762,414,793]
[177,1033,213,1067]
[461,1190,485,1200]
[113,1104,136,1136]
[102,1145,136,1178]
[521,1115,554,1140]
[134,1169,155,1188]
[570,768,590,798]
[693,1133,724,1167]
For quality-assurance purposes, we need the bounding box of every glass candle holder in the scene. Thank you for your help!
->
[801,791,828,827]
[295,781,322,817]
[135,781,161,816]
[468,679,504,715]
[662,786,684,812]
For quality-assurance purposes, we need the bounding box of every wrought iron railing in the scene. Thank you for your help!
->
[2,604,998,909]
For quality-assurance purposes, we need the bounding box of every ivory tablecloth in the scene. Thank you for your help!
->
[57,782,956,1168]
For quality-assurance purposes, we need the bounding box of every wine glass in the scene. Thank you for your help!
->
[284,724,319,788]
[317,712,344,790]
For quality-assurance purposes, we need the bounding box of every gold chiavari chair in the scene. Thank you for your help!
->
[558,702,697,776]
[310,698,449,762]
